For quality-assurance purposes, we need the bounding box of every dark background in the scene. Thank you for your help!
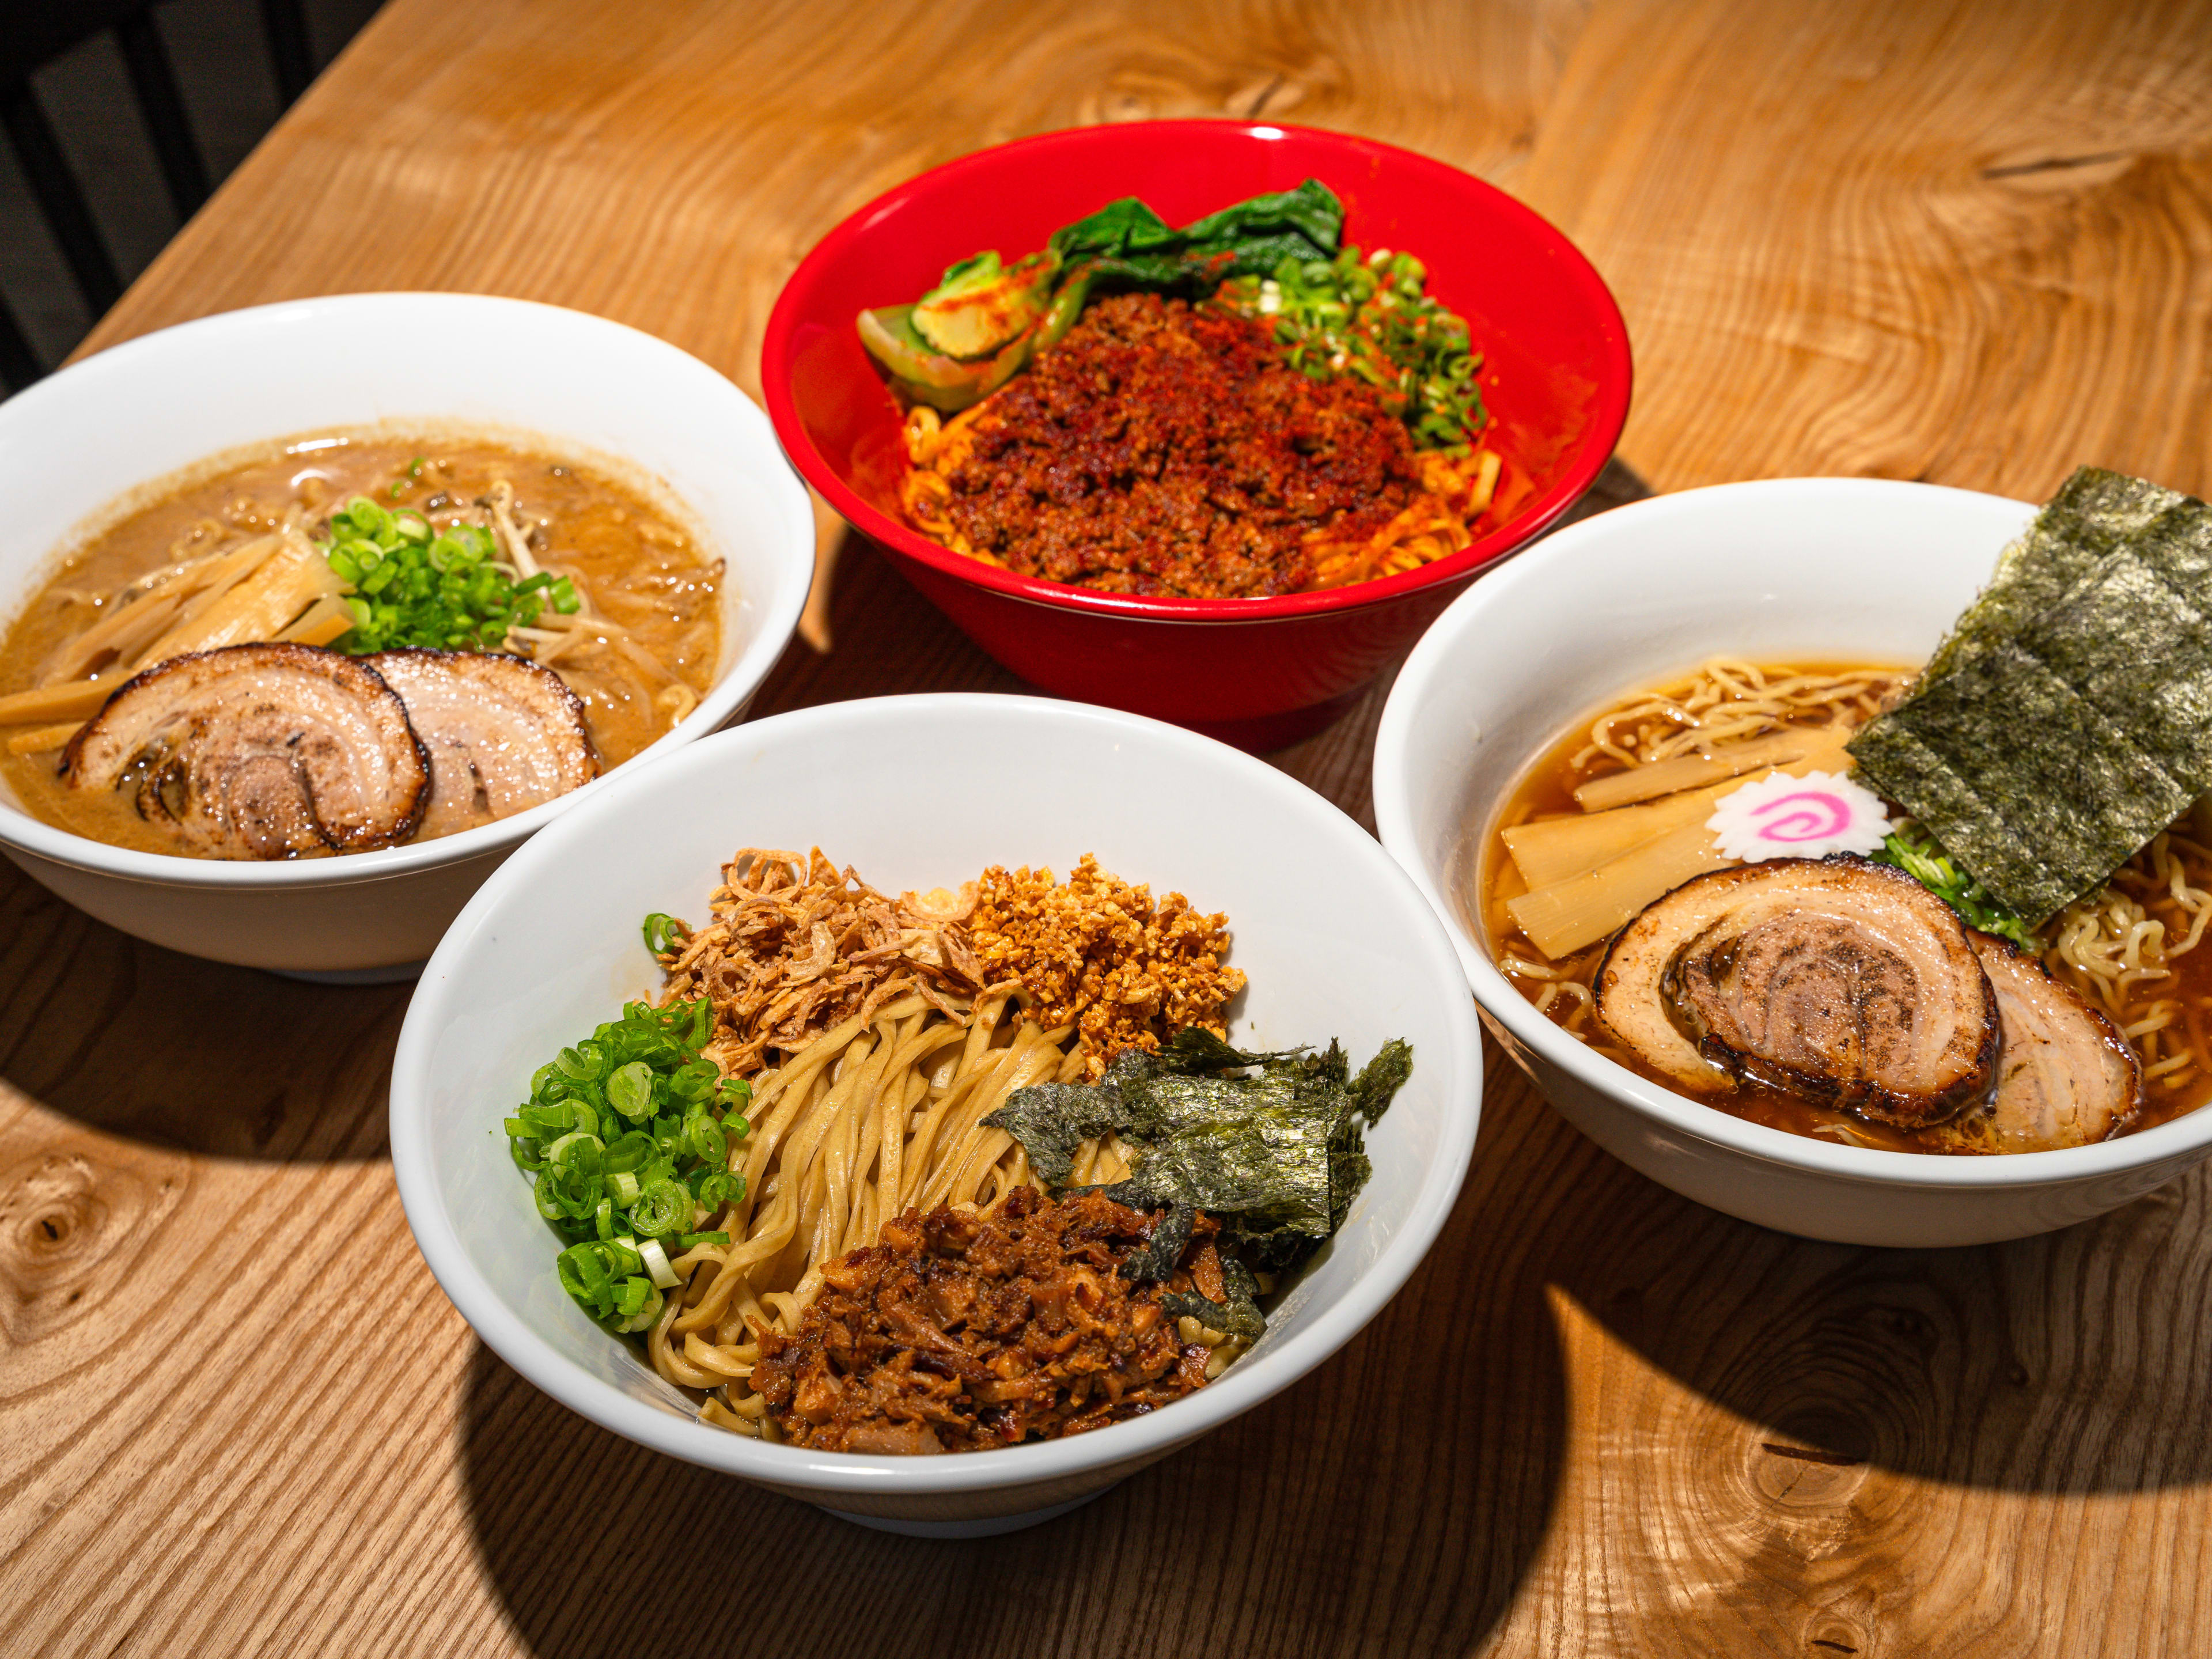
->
[2,0,382,383]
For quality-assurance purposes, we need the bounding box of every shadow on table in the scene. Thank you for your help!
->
[0,865,402,1163]
[456,1092,1568,1659]
[1519,1067,2212,1496]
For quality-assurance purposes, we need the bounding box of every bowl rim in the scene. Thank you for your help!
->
[0,291,816,889]
[1373,474,2212,1190]
[390,691,1485,1494]
[761,118,1633,624]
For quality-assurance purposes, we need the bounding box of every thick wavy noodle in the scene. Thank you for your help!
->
[646,987,1166,1434]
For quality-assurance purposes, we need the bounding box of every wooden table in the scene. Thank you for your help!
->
[7,2,2211,1653]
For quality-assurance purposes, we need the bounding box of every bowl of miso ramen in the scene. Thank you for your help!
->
[0,294,813,975]
[1374,475,2212,1248]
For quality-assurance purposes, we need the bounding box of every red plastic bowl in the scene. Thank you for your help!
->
[763,121,1631,748]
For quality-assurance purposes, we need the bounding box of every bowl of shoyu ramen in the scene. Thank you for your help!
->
[763,120,1631,750]
[1373,474,2212,1249]
[0,293,813,977]
[390,692,1482,1534]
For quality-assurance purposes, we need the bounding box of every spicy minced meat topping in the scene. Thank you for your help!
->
[751,1187,1217,1453]
[935,291,1428,598]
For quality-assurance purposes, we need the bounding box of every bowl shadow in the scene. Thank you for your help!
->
[0,858,400,1164]
[455,1074,1567,1659]
[1514,1057,2212,1496]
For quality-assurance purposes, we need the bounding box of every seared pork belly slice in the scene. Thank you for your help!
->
[1596,855,1998,1127]
[1921,931,2141,1154]
[62,643,429,858]
[364,649,597,839]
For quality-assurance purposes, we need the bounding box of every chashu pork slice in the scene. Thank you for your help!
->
[1595,855,1999,1128]
[364,649,598,840]
[62,642,429,858]
[1921,931,2141,1154]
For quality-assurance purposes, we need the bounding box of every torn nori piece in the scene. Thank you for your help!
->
[1849,468,2212,923]
[1923,467,2186,684]
[1162,1255,1268,1343]
[2025,529,2212,780]
[984,1029,1413,1275]
[1854,642,2190,921]
[1117,1200,1198,1283]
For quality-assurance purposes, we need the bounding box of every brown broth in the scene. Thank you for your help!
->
[0,432,722,857]
[1476,662,2212,1150]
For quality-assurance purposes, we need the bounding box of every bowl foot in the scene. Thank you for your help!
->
[1185,687,1365,752]
[823,1483,1114,1537]
[266,959,427,986]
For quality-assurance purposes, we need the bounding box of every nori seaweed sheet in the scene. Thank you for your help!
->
[1923,468,2186,683]
[983,1029,1414,1282]
[2027,537,2212,778]
[1849,472,2212,922]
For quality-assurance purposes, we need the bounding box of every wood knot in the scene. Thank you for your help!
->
[1749,1430,1870,1509]
[0,1148,183,1345]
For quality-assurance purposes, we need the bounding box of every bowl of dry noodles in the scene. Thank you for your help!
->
[390,692,1483,1534]
[0,293,814,976]
[1374,475,2212,1248]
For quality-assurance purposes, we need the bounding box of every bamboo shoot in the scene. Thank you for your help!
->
[276,594,358,648]
[0,678,116,725]
[1573,725,1849,811]
[1506,821,1737,959]
[6,720,84,755]
[137,532,344,663]
[43,535,281,685]
[1506,755,1855,890]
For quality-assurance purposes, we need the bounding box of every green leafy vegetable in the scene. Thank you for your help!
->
[507,989,750,1332]
[316,494,579,654]
[1869,819,2037,948]
[857,181,1344,411]
[1215,245,1486,450]
[1044,181,1343,291]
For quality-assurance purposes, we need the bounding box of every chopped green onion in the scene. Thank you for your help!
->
[607,1059,656,1121]
[635,1237,681,1289]
[643,911,690,955]
[508,996,756,1329]
[609,1285,663,1333]
[630,1178,691,1240]
[314,494,555,653]
[1214,244,1486,450]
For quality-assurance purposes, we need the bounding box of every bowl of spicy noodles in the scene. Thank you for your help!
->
[763,121,1631,749]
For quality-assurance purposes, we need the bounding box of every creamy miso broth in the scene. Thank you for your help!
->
[0,433,723,859]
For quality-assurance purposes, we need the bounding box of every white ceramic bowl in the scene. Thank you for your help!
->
[0,293,813,977]
[390,693,1483,1535]
[1373,477,2212,1249]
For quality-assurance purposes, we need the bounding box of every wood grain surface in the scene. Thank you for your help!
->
[5,1,2212,1654]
